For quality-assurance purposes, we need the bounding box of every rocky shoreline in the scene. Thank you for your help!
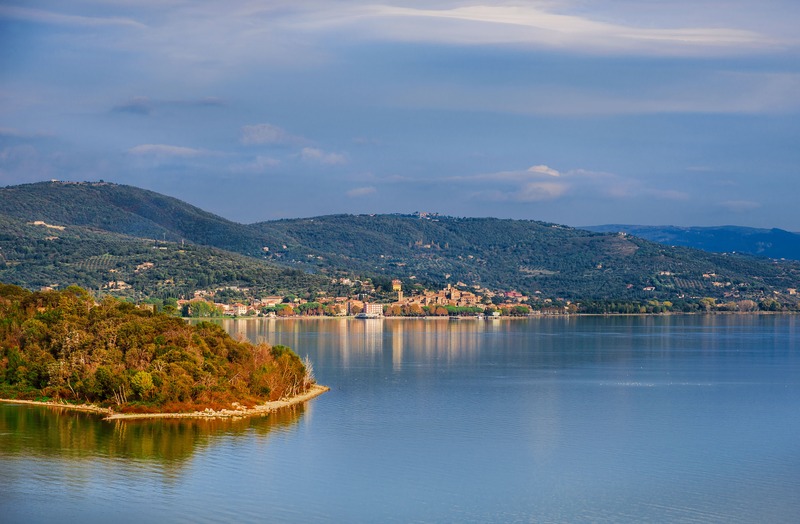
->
[0,384,330,421]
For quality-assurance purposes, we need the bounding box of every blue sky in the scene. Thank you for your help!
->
[1,1,799,229]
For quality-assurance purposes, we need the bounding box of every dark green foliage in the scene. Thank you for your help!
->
[0,181,269,256]
[0,284,311,409]
[0,213,329,300]
[252,214,800,303]
[2,181,800,305]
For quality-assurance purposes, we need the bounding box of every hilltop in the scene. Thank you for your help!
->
[0,181,270,256]
[2,181,800,309]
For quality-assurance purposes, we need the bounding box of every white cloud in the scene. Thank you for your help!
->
[241,123,305,145]
[301,147,347,165]
[451,164,689,204]
[346,186,376,197]
[528,165,561,177]
[305,3,790,57]
[0,5,145,29]
[127,144,210,157]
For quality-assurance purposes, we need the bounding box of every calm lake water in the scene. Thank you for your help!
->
[2,315,799,523]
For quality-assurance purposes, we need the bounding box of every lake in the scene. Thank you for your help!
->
[2,315,799,523]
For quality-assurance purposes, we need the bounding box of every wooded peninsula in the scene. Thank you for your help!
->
[0,283,323,417]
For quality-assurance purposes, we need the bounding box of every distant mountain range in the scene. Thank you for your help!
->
[2,181,799,306]
[585,225,800,261]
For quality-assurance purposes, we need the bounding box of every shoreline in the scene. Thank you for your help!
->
[0,384,330,421]
[191,310,800,321]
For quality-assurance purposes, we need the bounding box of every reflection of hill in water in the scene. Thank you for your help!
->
[0,403,304,464]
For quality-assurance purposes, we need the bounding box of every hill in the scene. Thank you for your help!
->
[585,225,800,261]
[253,214,800,303]
[0,213,328,300]
[0,181,271,256]
[2,181,800,306]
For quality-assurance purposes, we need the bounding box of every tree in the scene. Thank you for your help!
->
[760,298,781,311]
[188,299,221,318]
[737,299,757,312]
[699,297,716,311]
[276,304,295,317]
[385,304,402,316]
[432,306,448,316]
[408,303,424,316]
[131,371,154,400]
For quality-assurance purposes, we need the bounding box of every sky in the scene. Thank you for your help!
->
[1,1,799,230]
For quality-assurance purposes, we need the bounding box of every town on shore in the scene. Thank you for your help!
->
[176,279,543,319]
[165,277,798,319]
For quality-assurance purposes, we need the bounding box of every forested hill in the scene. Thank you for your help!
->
[585,224,800,261]
[0,181,270,256]
[0,213,329,300]
[252,214,800,302]
[3,181,800,303]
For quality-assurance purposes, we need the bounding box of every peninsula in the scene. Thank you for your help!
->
[0,283,326,418]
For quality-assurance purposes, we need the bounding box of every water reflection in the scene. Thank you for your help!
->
[213,317,493,371]
[0,403,304,466]
[213,314,799,377]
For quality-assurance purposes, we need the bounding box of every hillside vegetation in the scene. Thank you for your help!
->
[0,283,313,411]
[0,181,270,256]
[2,181,800,305]
[0,213,329,300]
[254,214,800,302]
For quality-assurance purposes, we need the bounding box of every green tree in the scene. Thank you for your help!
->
[130,371,154,400]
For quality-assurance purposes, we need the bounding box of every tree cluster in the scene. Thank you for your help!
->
[0,283,313,412]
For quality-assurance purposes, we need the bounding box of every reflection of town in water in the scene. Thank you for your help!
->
[216,313,798,378]
[217,317,534,372]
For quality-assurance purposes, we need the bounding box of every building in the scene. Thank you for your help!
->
[261,296,283,306]
[355,302,384,318]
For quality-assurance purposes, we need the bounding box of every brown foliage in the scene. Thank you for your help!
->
[0,283,315,411]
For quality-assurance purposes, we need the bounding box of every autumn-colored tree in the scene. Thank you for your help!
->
[276,305,295,317]
[0,283,314,412]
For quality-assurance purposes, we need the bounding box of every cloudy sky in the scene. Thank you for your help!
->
[1,1,799,229]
